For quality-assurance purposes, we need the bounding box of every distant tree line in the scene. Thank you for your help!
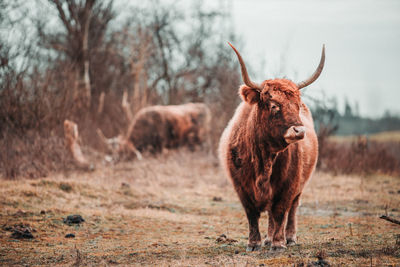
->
[309,95,400,136]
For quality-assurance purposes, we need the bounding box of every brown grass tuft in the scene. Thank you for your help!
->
[318,137,400,176]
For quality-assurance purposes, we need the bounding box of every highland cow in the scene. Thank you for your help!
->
[219,43,325,252]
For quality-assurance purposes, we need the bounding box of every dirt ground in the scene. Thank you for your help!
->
[0,150,399,266]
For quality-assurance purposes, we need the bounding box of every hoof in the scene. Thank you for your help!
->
[246,244,261,252]
[270,244,287,253]
[287,239,296,246]
[263,239,272,247]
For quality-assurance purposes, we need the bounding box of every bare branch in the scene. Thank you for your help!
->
[122,90,133,121]
[50,0,74,35]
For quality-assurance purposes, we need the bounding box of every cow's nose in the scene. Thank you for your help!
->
[293,126,305,139]
[284,126,306,144]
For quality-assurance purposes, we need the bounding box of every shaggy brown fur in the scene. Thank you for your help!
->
[219,78,319,251]
[126,103,211,153]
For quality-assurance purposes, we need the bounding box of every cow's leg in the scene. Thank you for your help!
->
[231,167,261,251]
[244,207,261,252]
[263,212,275,247]
[270,204,290,251]
[286,194,301,246]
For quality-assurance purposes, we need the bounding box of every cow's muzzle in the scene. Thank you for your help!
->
[284,126,306,144]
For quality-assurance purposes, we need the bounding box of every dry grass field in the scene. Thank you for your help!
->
[1,149,399,266]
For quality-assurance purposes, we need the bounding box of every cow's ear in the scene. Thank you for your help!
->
[239,85,260,104]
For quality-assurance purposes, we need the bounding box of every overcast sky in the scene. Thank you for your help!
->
[216,0,400,117]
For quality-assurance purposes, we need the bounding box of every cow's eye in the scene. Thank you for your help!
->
[270,103,280,114]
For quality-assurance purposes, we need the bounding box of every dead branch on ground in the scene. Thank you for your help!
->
[379,215,400,226]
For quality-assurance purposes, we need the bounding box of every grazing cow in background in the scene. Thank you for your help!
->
[98,103,211,157]
[219,43,324,252]
[126,103,211,153]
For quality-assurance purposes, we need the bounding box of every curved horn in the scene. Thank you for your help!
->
[296,45,325,89]
[228,42,261,90]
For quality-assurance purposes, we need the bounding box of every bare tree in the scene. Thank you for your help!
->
[37,0,114,110]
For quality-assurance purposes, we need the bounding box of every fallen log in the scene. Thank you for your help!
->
[64,120,94,171]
